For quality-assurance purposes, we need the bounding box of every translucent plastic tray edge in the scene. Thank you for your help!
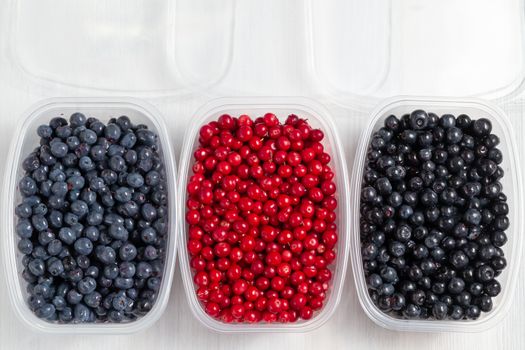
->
[348,96,524,332]
[1,97,179,334]
[176,96,351,333]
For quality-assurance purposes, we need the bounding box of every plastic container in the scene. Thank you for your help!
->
[307,0,525,108]
[177,97,350,332]
[1,97,178,334]
[349,96,524,332]
[6,0,234,95]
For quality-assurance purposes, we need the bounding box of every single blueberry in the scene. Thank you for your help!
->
[70,113,87,127]
[95,246,116,265]
[119,242,137,261]
[77,277,97,295]
[84,291,102,308]
[58,227,77,245]
[120,132,137,149]
[35,304,56,320]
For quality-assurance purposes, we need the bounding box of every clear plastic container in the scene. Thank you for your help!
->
[307,0,525,108]
[6,0,234,95]
[177,97,350,332]
[0,97,179,334]
[349,96,524,332]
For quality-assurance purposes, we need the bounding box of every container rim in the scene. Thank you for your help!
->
[177,96,351,333]
[350,95,524,332]
[1,96,179,334]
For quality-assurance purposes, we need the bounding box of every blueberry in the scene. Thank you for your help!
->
[79,129,98,145]
[447,277,465,294]
[472,118,492,137]
[49,142,68,158]
[73,303,92,322]
[78,156,95,171]
[84,291,102,308]
[35,304,56,320]
[147,277,161,291]
[119,262,136,278]
[15,202,33,218]
[88,145,105,162]
[378,283,395,296]
[464,208,481,225]
[84,226,100,242]
[119,201,140,217]
[440,114,456,128]
[126,172,144,188]
[115,116,132,131]
[104,123,122,142]
[28,294,46,310]
[108,310,124,322]
[74,237,94,255]
[114,187,132,203]
[119,242,137,261]
[70,200,89,218]
[37,125,53,139]
[108,144,125,157]
[16,219,33,238]
[58,227,77,245]
[67,175,85,191]
[69,113,87,127]
[114,277,134,290]
[432,301,448,320]
[103,264,119,279]
[50,182,67,197]
[85,266,99,278]
[378,266,397,284]
[28,259,45,276]
[31,215,48,232]
[484,280,501,297]
[55,124,72,138]
[19,176,37,196]
[145,171,161,186]
[89,176,105,192]
[465,305,481,320]
[401,304,420,319]
[52,296,67,311]
[77,277,97,294]
[141,203,157,222]
[409,110,428,130]
[112,291,128,311]
[18,239,33,254]
[33,282,53,298]
[136,262,153,279]
[108,223,128,241]
[367,274,383,289]
[136,129,157,146]
[140,227,157,244]
[59,307,74,322]
[67,268,84,283]
[108,155,126,172]
[66,135,80,150]
[95,246,116,265]
[86,210,103,226]
[401,130,418,144]
[120,132,137,149]
[47,258,65,276]
[476,265,495,283]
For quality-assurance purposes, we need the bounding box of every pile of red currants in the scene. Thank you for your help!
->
[185,113,338,323]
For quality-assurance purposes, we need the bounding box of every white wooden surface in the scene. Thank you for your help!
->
[1,1,525,349]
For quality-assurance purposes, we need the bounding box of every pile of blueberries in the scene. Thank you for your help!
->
[16,113,168,323]
[361,110,508,320]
